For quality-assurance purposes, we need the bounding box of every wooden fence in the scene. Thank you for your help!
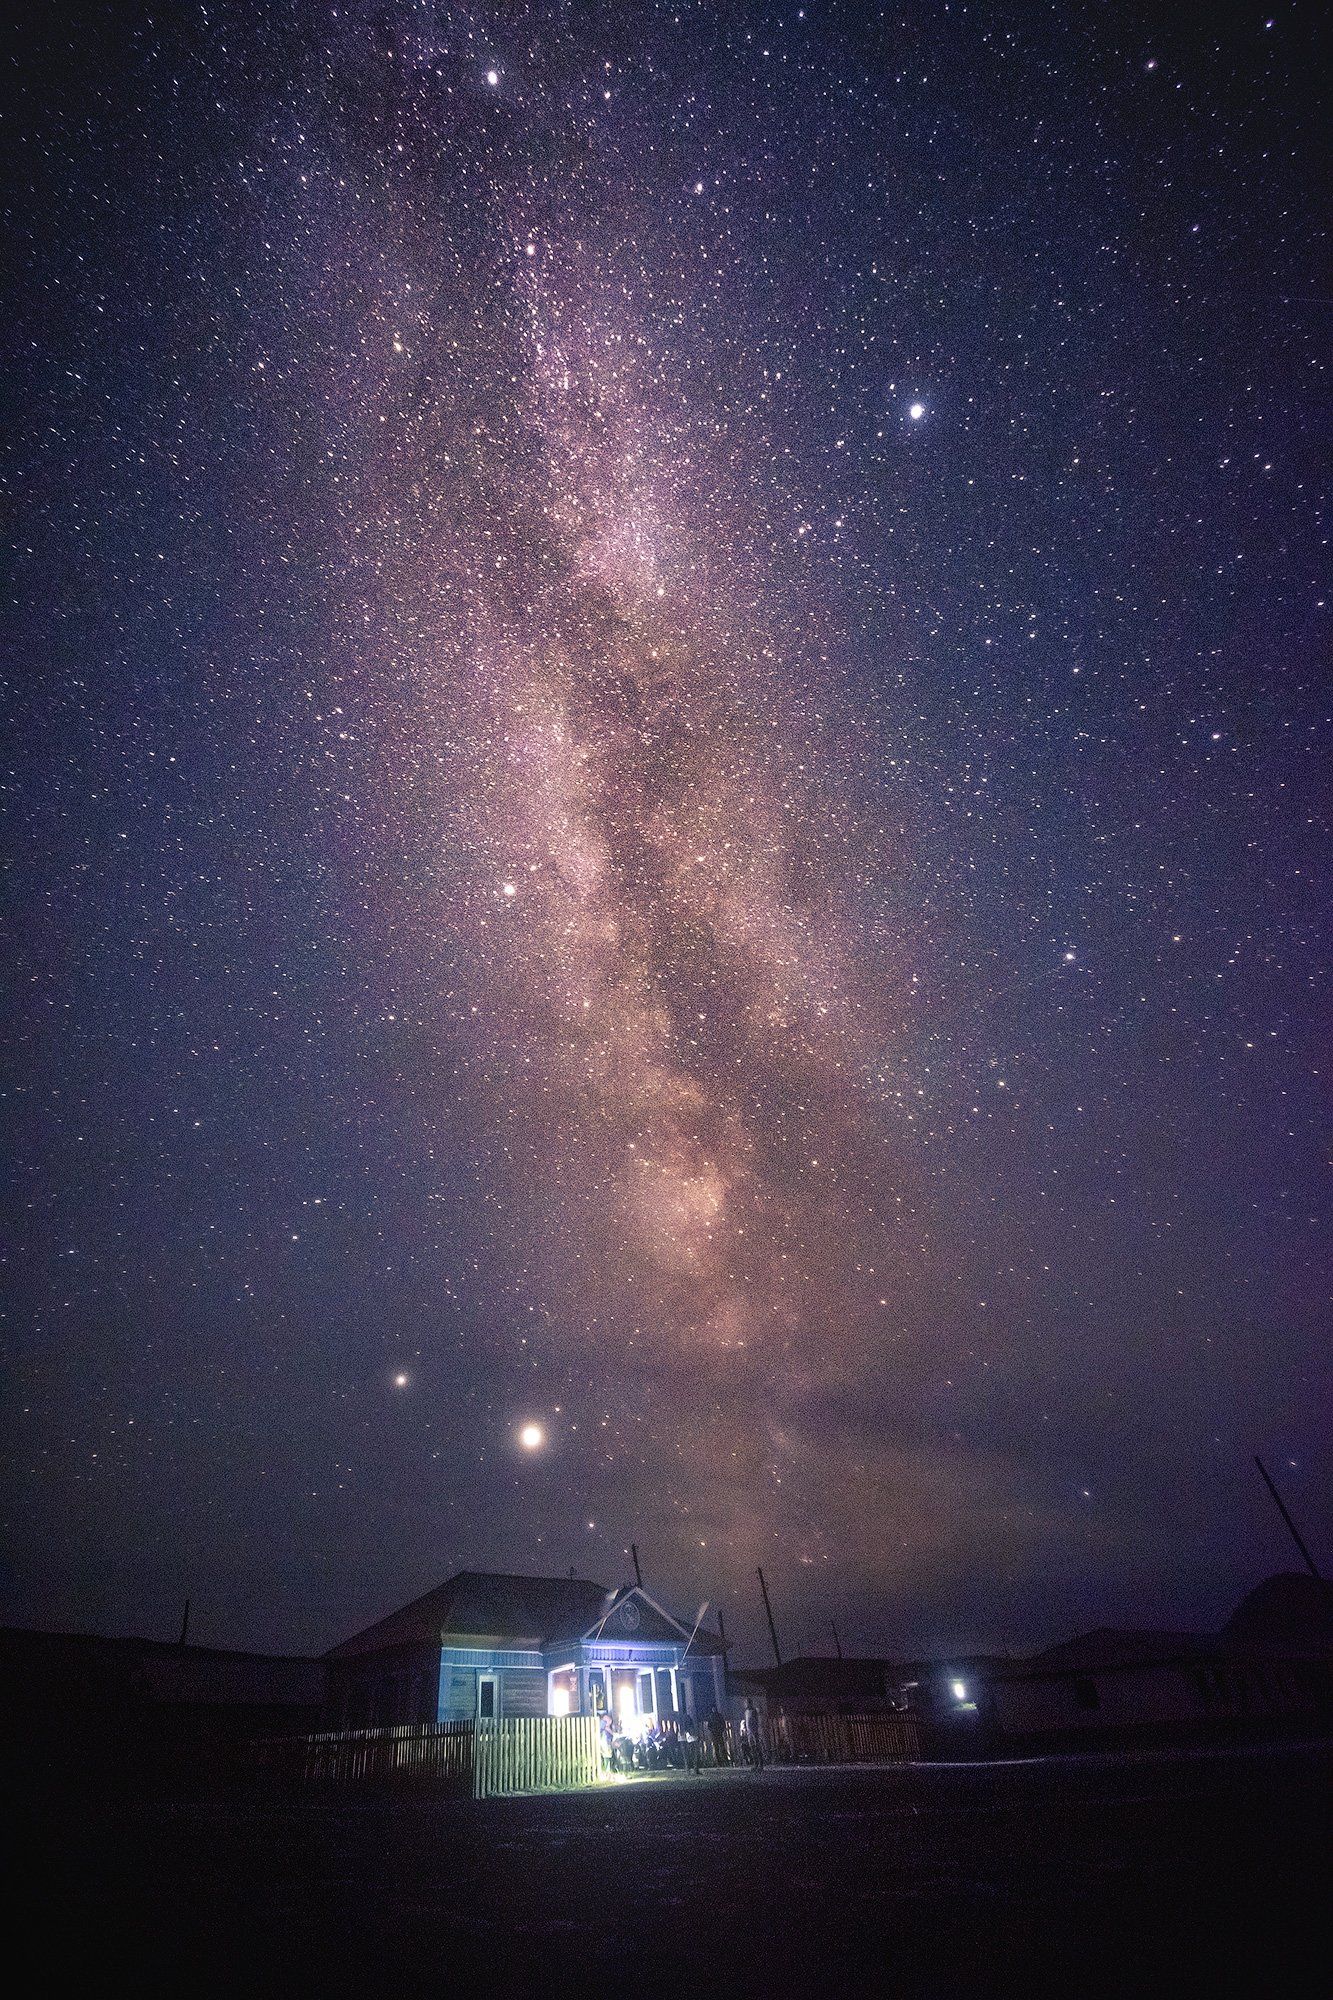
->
[249,1710,915,1795]
[472,1714,601,1798]
[251,1715,600,1798]
[252,1720,475,1791]
[762,1711,920,1765]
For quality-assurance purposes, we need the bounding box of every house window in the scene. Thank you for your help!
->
[477,1673,498,1720]
[637,1669,656,1721]
[548,1665,578,1716]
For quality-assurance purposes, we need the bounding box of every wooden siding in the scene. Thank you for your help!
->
[501,1667,547,1718]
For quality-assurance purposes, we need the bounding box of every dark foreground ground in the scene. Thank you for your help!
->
[11,1738,1332,1997]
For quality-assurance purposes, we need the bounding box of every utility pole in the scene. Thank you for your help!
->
[631,1543,643,1587]
[830,1619,844,1660]
[756,1566,782,1666]
[178,1598,190,1647]
[1254,1456,1323,1579]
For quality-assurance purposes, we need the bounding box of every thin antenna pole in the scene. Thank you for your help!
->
[716,1607,728,1653]
[756,1566,782,1665]
[178,1598,190,1647]
[631,1543,643,1587]
[1254,1456,1323,1579]
[830,1619,843,1660]
[680,1602,710,1663]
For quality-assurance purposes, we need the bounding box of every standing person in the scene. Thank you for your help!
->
[706,1706,729,1767]
[741,1699,765,1771]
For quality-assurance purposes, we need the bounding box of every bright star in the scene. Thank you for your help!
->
[486,69,499,87]
[519,1422,545,1451]
[909,401,926,421]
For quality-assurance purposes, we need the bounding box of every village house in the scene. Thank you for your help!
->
[0,1626,326,1791]
[324,1569,728,1733]
[981,1571,1333,1753]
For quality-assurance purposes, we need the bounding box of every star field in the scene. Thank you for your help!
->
[1,0,1328,1657]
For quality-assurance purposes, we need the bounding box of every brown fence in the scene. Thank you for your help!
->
[249,1709,914,1795]
[473,1714,601,1798]
[763,1712,920,1765]
[252,1721,475,1790]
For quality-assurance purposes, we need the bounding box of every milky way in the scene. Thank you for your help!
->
[376,123,920,1587]
[3,2,1328,1656]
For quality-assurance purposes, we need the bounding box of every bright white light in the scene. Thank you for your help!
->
[392,1372,409,1389]
[519,1422,545,1451]
[618,1685,637,1726]
[551,1686,570,1716]
[486,69,499,86]
[502,881,517,899]
[950,1679,968,1702]
[909,401,926,421]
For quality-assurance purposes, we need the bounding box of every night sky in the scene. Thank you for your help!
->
[3,1,1328,1664]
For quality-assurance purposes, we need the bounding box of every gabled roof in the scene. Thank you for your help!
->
[327,1571,726,1660]
[583,1585,726,1656]
[1222,1572,1333,1654]
[328,1571,612,1659]
[735,1656,898,1698]
[1025,1628,1211,1672]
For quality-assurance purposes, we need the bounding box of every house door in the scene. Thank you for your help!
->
[477,1673,498,1720]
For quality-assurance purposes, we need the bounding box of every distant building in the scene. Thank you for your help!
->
[0,1627,325,1790]
[731,1574,1333,1759]
[325,1569,727,1732]
[734,1655,907,1716]
[733,1651,998,1755]
[984,1572,1333,1752]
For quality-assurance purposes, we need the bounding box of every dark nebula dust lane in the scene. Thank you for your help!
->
[2,2,1328,1656]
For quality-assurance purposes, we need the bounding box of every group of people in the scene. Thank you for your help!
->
[597,1703,765,1774]
[598,1711,706,1773]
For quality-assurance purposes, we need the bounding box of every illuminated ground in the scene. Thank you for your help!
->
[17,1740,1332,1996]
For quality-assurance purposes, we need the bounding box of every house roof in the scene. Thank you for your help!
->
[1016,1573,1333,1678]
[327,1571,726,1660]
[1221,1571,1333,1653]
[328,1571,610,1658]
[735,1656,898,1699]
[1024,1628,1212,1672]
[0,1627,325,1707]
[587,1585,725,1654]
